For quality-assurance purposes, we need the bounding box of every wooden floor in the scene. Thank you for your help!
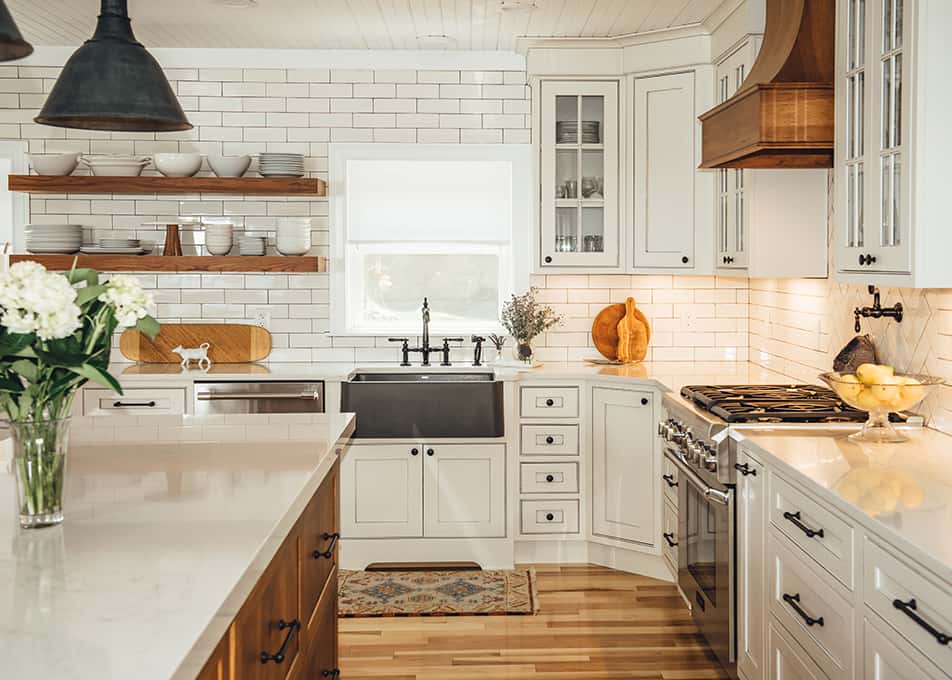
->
[339,563,731,679]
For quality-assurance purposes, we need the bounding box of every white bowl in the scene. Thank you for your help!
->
[208,154,251,178]
[29,153,81,176]
[206,242,232,256]
[153,153,203,178]
[81,156,151,177]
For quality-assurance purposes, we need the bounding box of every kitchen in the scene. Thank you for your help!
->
[0,0,950,679]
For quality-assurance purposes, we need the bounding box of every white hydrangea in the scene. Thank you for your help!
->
[0,262,83,340]
[98,274,156,328]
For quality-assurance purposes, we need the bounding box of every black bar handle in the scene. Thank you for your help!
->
[322,671,341,679]
[782,510,824,539]
[783,593,824,627]
[662,474,678,488]
[893,598,951,645]
[312,532,340,560]
[735,462,757,477]
[663,532,678,547]
[113,400,156,408]
[260,618,300,664]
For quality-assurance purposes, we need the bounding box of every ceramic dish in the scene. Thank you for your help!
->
[29,152,81,176]
[153,153,203,177]
[208,154,251,178]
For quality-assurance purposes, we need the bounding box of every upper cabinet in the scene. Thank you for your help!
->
[540,81,620,269]
[834,0,952,287]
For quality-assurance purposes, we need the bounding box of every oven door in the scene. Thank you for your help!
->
[669,452,736,676]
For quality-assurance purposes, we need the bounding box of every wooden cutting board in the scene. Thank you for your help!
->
[591,300,651,361]
[120,323,272,364]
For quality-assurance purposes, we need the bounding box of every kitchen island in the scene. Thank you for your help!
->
[0,412,354,680]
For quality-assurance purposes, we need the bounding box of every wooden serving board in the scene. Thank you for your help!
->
[591,301,651,361]
[120,323,272,364]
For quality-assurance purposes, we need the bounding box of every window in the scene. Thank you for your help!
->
[330,144,530,335]
[0,141,28,252]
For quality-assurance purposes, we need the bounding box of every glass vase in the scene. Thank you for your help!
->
[11,417,71,529]
[513,338,534,364]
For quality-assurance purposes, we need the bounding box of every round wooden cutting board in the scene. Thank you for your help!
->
[591,302,651,361]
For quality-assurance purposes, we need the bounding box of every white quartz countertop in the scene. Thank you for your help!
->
[0,412,355,680]
[740,427,952,583]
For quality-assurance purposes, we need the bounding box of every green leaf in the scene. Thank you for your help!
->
[65,363,123,394]
[34,344,87,367]
[134,316,161,340]
[65,267,98,287]
[0,330,34,357]
[0,374,23,393]
[9,359,37,383]
[75,283,108,306]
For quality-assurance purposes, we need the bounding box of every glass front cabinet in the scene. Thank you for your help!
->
[715,45,751,271]
[540,81,620,269]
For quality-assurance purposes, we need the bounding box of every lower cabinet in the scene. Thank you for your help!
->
[591,385,657,545]
[863,615,946,680]
[737,447,767,680]
[196,636,230,680]
[767,619,829,680]
[342,443,506,540]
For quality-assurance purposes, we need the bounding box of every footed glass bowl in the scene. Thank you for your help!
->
[820,372,944,443]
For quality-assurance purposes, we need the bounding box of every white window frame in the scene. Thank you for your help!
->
[0,140,29,256]
[329,143,531,336]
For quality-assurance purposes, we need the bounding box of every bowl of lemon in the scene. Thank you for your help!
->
[820,364,944,443]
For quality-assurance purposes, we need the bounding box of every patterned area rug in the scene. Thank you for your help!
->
[339,568,539,617]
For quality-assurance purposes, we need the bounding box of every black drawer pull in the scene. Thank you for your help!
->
[641,397,649,405]
[312,532,340,560]
[322,671,341,679]
[113,400,156,408]
[545,474,555,483]
[426,448,435,456]
[783,593,824,627]
[663,532,678,547]
[545,436,555,444]
[662,474,678,488]
[260,618,300,664]
[893,598,951,645]
[545,398,554,407]
[410,447,419,456]
[545,513,555,521]
[735,462,757,477]
[782,510,824,539]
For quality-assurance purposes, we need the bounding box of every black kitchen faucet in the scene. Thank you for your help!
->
[389,298,462,367]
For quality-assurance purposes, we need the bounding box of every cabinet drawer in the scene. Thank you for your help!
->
[769,471,855,589]
[767,618,830,680]
[662,456,679,508]
[83,387,186,416]
[768,532,854,680]
[520,386,579,418]
[662,499,678,569]
[520,499,579,535]
[290,568,339,680]
[520,424,579,456]
[299,463,338,634]
[233,537,300,680]
[520,462,579,494]
[864,615,947,680]
[864,538,952,669]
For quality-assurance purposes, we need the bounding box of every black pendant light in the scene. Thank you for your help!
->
[0,1,33,61]
[35,0,191,132]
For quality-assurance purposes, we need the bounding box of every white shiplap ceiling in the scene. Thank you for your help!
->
[7,0,733,51]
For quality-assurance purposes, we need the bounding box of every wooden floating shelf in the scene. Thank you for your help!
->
[9,254,327,273]
[8,175,327,196]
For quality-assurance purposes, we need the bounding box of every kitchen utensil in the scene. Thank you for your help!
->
[581,177,597,198]
[28,153,81,176]
[238,235,266,255]
[564,180,578,198]
[591,301,652,361]
[208,154,251,178]
[119,323,272,364]
[583,235,603,252]
[258,152,305,178]
[79,246,149,255]
[163,224,183,256]
[80,155,151,177]
[153,153,203,177]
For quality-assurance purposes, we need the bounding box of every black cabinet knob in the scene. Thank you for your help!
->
[681,256,689,264]
[545,398,554,406]
[426,448,435,456]
[641,397,649,406]
[546,474,555,483]
[545,513,555,521]
[545,435,554,444]
[859,253,879,266]
[544,256,553,263]
[411,448,419,456]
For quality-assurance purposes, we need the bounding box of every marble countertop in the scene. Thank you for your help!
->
[740,427,952,584]
[0,412,356,680]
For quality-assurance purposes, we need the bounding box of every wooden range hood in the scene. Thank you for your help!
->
[699,0,834,169]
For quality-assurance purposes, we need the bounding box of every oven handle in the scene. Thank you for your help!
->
[197,392,321,401]
[665,449,731,506]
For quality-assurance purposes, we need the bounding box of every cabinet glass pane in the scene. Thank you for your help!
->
[718,169,729,251]
[893,153,902,245]
[581,207,605,253]
[581,150,604,200]
[881,155,892,245]
[881,153,902,247]
[882,57,894,149]
[893,53,902,147]
[555,207,578,253]
[848,163,865,248]
[580,96,604,145]
[847,73,865,160]
[735,170,745,253]
[883,0,893,51]
[555,96,578,144]
[895,0,903,49]
[555,149,578,198]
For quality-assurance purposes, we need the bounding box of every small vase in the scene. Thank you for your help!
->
[11,417,71,529]
[514,338,534,363]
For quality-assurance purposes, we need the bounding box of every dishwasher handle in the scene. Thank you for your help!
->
[196,391,321,401]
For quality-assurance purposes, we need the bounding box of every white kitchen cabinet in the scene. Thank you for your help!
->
[737,447,767,680]
[835,0,952,286]
[82,387,186,416]
[591,385,657,545]
[767,620,830,680]
[540,80,620,269]
[863,615,946,680]
[423,443,505,538]
[340,444,423,539]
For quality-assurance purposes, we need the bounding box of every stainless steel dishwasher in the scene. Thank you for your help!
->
[193,381,324,415]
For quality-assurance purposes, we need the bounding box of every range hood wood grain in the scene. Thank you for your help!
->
[699,0,835,169]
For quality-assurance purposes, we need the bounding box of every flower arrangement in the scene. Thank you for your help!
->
[500,287,562,362]
[0,262,159,527]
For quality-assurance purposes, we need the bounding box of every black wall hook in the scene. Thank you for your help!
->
[854,285,903,333]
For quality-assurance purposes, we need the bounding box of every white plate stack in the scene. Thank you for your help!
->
[205,222,234,256]
[275,217,312,256]
[258,153,305,178]
[238,234,267,256]
[25,224,83,253]
[556,120,600,144]
[81,237,147,255]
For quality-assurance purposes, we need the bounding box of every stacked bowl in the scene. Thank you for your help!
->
[80,155,152,177]
[238,234,266,256]
[258,153,304,178]
[205,222,234,256]
[276,218,312,256]
[25,224,83,253]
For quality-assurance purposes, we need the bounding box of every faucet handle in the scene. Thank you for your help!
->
[442,337,464,343]
[471,335,486,343]
[388,338,409,344]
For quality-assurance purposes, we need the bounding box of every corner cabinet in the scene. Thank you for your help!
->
[736,446,766,680]
[540,81,621,268]
[834,0,952,287]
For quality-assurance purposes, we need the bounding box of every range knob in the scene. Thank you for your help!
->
[703,449,718,473]
[688,441,705,464]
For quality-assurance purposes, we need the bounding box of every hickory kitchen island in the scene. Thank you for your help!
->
[0,412,354,680]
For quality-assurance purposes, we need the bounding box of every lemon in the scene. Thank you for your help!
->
[835,374,864,401]
[857,363,895,386]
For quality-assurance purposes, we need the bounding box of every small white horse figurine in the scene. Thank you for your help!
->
[171,342,212,369]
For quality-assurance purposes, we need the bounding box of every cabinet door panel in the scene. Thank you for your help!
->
[592,386,656,544]
[291,569,339,680]
[300,462,338,633]
[737,448,767,680]
[423,444,505,538]
[864,615,946,680]
[633,72,697,269]
[341,445,423,538]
